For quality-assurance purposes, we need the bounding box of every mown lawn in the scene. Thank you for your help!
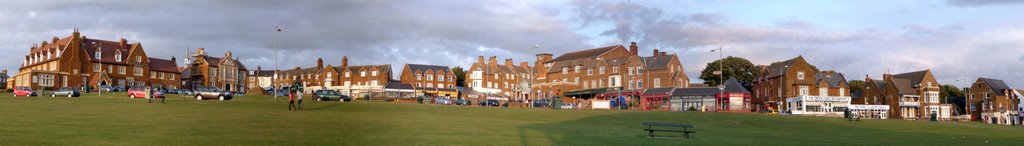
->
[0,92,1021,145]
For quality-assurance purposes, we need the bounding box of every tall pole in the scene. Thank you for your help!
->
[274,25,281,100]
[98,45,102,97]
[711,47,724,111]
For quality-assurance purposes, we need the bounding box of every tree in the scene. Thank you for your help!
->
[848,80,865,93]
[699,56,756,90]
[940,84,964,101]
[451,66,466,87]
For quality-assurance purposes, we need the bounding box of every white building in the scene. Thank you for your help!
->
[849,104,890,119]
[786,96,851,116]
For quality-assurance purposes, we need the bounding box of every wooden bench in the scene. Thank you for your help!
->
[643,122,695,139]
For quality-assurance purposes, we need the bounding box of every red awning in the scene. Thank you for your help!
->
[596,90,641,98]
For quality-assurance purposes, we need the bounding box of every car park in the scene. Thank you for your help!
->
[435,97,453,105]
[13,86,38,97]
[454,98,468,105]
[50,87,80,97]
[532,99,552,108]
[193,86,233,100]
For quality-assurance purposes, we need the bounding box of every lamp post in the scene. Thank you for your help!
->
[957,78,969,118]
[711,47,724,111]
[274,25,282,100]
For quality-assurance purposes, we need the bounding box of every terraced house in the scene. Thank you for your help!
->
[10,29,181,90]
[878,70,952,120]
[533,42,689,100]
[272,58,326,91]
[465,56,533,101]
[319,56,393,98]
[181,47,247,92]
[969,78,1019,125]
[399,64,457,97]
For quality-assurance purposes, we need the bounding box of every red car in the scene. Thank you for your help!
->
[127,86,164,99]
[13,86,37,97]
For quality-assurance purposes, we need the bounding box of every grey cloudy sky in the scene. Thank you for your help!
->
[3,0,1024,88]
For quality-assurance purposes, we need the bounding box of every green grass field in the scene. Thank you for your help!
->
[0,92,1022,145]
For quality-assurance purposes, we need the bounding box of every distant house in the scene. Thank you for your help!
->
[399,64,458,98]
[969,78,1019,125]
[879,70,953,120]
[670,87,719,112]
[716,78,752,112]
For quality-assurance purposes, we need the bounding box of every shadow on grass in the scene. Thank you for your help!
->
[516,112,689,146]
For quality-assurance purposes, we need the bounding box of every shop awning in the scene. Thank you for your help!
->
[596,89,641,98]
[564,88,608,96]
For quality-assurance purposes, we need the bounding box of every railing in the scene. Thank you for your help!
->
[899,101,919,107]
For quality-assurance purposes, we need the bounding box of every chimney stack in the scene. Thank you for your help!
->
[197,47,205,55]
[119,38,128,49]
[629,42,638,56]
[2,69,6,75]
[72,28,80,39]
[883,74,892,81]
[53,37,59,45]
[477,56,485,64]
[342,56,349,67]
[653,48,659,57]
[41,41,48,49]
[488,56,498,66]
[316,58,324,69]
[505,58,514,68]
[257,66,262,71]
[520,61,530,68]
[171,56,177,63]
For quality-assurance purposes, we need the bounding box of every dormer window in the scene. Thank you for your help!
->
[114,53,122,62]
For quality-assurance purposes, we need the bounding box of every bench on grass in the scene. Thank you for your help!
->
[643,122,695,139]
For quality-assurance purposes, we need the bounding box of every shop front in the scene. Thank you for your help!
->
[785,96,851,116]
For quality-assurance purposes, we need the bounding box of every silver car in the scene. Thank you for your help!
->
[50,87,81,97]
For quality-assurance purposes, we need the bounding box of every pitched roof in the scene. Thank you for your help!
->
[892,79,917,95]
[722,77,751,93]
[891,70,929,85]
[643,87,675,95]
[764,56,803,78]
[549,45,621,62]
[384,82,414,90]
[979,78,1011,95]
[871,79,886,90]
[82,38,135,65]
[147,58,180,73]
[814,71,848,88]
[407,64,450,74]
[671,87,720,96]
[641,54,675,70]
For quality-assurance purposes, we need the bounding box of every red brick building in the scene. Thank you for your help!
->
[532,42,689,100]
[10,29,181,90]
[399,64,457,97]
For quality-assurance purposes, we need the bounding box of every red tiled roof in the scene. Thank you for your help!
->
[82,38,133,65]
[549,45,622,62]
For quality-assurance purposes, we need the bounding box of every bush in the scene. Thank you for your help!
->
[688,106,698,111]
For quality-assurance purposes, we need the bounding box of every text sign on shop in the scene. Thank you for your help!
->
[803,96,850,102]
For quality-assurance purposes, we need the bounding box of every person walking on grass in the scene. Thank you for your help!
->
[288,89,297,110]
[297,89,304,111]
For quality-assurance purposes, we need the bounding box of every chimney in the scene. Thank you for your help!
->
[225,51,232,58]
[477,56,485,64]
[505,58,514,68]
[660,52,667,56]
[257,66,262,71]
[883,74,892,81]
[72,28,80,39]
[197,47,205,55]
[119,38,128,49]
[488,56,498,66]
[53,37,59,45]
[520,61,529,68]
[316,58,324,69]
[2,69,6,75]
[171,56,177,63]
[41,41,48,48]
[342,56,349,67]
[652,48,659,57]
[629,42,638,56]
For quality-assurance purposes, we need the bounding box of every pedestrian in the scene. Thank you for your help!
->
[297,89,304,111]
[288,90,296,110]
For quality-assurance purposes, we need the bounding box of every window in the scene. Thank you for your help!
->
[448,76,453,81]
[927,82,932,87]
[628,67,634,75]
[799,86,809,96]
[797,71,805,80]
[839,88,845,97]
[819,88,827,96]
[574,66,580,73]
[587,68,593,75]
[613,66,619,73]
[107,66,113,73]
[360,71,366,77]
[417,83,422,87]
[136,56,142,64]
[437,84,443,88]
[93,63,101,72]
[118,66,126,75]
[370,80,379,86]
[438,75,444,81]
[653,78,661,88]
[372,71,378,76]
[416,74,422,80]
[628,80,634,89]
[637,66,643,74]
[426,74,433,81]
[562,67,568,74]
[115,53,122,62]
[637,79,643,88]
[345,72,351,77]
[574,77,580,84]
[599,66,605,74]
[94,52,101,59]
[170,74,175,80]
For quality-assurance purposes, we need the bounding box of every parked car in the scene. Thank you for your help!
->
[479,99,500,107]
[50,87,81,97]
[13,86,37,97]
[97,85,119,92]
[532,98,552,108]
[164,89,179,94]
[454,98,468,105]
[193,86,233,100]
[435,97,453,105]
[179,89,194,95]
[312,90,350,102]
[127,86,164,99]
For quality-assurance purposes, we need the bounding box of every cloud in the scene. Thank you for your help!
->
[946,0,1024,7]
[0,0,592,76]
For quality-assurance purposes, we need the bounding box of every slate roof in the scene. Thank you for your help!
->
[722,77,751,93]
[871,79,886,90]
[641,54,675,70]
[549,45,621,62]
[764,56,803,78]
[671,88,720,96]
[147,58,180,73]
[384,82,414,90]
[407,64,450,74]
[81,38,136,65]
[891,70,929,86]
[892,79,917,95]
[643,87,675,95]
[979,78,1011,95]
[814,71,848,88]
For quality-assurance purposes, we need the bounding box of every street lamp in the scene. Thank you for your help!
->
[711,47,724,111]
[274,25,282,100]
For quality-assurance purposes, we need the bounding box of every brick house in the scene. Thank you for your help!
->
[879,70,952,120]
[10,29,181,90]
[752,56,823,112]
[533,42,689,100]
[319,56,392,98]
[854,77,888,105]
[245,66,274,90]
[969,78,1019,124]
[273,58,325,92]
[465,56,533,101]
[399,64,457,97]
[181,47,248,92]
[1,70,9,89]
